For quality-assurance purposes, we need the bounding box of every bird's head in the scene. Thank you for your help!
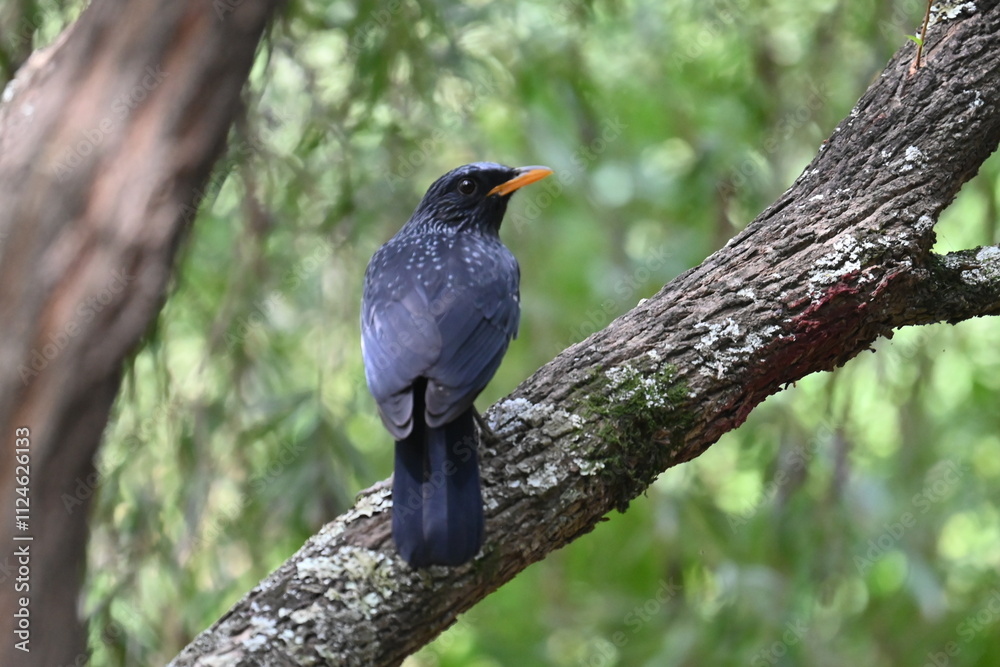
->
[408,162,553,234]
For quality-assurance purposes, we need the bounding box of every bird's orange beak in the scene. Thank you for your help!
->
[488,166,554,197]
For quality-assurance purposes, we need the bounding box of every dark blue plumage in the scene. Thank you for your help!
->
[361,162,552,567]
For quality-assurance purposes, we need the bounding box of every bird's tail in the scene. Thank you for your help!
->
[392,404,483,568]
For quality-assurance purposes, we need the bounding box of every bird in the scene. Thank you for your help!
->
[361,162,553,567]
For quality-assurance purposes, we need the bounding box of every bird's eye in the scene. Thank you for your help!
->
[457,178,477,195]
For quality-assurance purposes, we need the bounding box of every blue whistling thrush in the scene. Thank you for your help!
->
[361,162,553,567]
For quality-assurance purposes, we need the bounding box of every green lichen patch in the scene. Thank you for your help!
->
[583,355,692,512]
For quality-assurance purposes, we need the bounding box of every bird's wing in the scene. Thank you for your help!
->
[362,270,443,440]
[423,247,520,427]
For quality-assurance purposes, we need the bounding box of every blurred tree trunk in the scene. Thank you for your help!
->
[0,1,280,665]
[166,4,1000,667]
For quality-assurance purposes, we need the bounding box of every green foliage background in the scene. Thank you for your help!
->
[5,0,1000,665]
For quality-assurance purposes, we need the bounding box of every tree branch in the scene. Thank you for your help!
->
[900,246,1000,325]
[160,2,996,665]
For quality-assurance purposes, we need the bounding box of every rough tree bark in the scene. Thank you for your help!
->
[165,4,1000,666]
[0,1,281,665]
